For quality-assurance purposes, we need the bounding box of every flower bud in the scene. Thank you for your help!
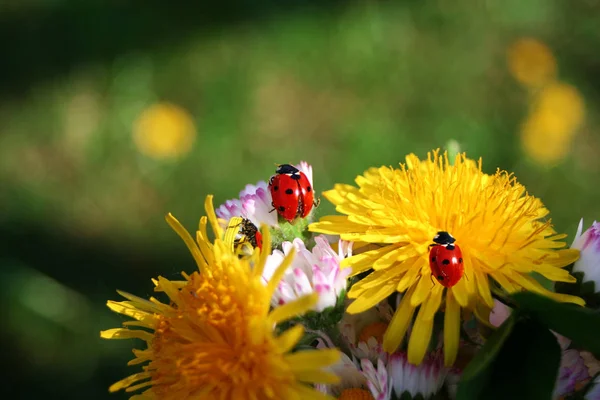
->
[571,219,600,292]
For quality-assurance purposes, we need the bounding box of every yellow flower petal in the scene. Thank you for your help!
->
[474,267,494,308]
[253,223,272,279]
[165,213,206,270]
[411,274,436,307]
[286,349,342,371]
[421,284,444,320]
[408,304,434,365]
[100,328,154,341]
[508,272,585,306]
[109,372,152,393]
[107,301,151,321]
[204,195,223,241]
[293,370,341,384]
[341,244,399,276]
[444,290,460,366]
[347,279,397,313]
[383,285,418,353]
[275,325,305,354]
[268,293,319,325]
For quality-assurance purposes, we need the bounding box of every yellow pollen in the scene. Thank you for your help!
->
[338,388,375,400]
[358,322,388,344]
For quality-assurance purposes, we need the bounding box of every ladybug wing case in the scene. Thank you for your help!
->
[269,174,301,222]
[297,174,314,218]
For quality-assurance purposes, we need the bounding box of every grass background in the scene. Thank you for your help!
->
[0,0,599,398]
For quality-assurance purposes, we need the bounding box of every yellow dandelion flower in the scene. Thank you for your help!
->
[309,150,583,367]
[507,38,557,88]
[133,102,196,160]
[101,195,341,399]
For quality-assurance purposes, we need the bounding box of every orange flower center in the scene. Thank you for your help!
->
[339,388,374,400]
[358,322,388,344]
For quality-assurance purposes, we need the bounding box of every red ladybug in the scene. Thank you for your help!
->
[268,164,318,222]
[428,231,464,288]
[235,218,263,252]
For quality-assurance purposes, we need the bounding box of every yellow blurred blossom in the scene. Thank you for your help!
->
[133,102,196,160]
[521,82,585,166]
[507,38,557,88]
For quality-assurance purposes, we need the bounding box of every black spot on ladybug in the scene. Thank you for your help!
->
[291,173,301,180]
[285,188,294,195]
[274,185,279,191]
[431,256,436,262]
[459,258,463,263]
[438,275,444,280]
[306,186,312,192]
[442,259,450,265]
[278,206,285,212]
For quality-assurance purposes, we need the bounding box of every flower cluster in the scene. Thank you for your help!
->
[102,150,600,400]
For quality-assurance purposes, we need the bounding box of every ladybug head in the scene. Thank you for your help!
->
[276,164,300,175]
[433,231,455,246]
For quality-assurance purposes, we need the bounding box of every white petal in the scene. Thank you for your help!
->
[571,218,585,248]
[572,221,600,292]
[295,161,313,187]
[292,268,313,296]
[263,251,285,282]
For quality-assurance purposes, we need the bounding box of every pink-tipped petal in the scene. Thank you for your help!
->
[572,220,600,293]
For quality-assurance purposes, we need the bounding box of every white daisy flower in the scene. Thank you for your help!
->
[216,180,278,228]
[339,299,393,363]
[553,345,590,399]
[362,358,393,400]
[315,352,366,397]
[571,219,600,292]
[262,235,351,312]
[315,340,391,400]
[295,160,313,188]
[387,350,449,399]
[585,375,600,400]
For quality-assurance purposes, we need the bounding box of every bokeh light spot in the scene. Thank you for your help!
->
[507,38,557,88]
[133,102,197,160]
[520,82,585,166]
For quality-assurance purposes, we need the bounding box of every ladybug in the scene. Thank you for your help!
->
[234,218,263,253]
[428,231,464,288]
[268,164,319,222]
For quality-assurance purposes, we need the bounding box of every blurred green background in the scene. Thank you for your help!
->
[1,0,599,398]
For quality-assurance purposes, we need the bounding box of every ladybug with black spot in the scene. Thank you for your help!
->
[428,231,464,288]
[235,218,263,253]
[268,164,319,222]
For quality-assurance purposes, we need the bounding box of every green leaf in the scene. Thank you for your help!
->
[457,318,561,400]
[511,292,600,354]
[460,312,516,382]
